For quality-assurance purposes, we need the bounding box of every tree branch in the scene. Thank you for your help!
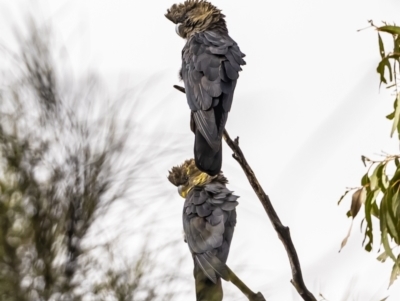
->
[225,266,267,301]
[173,85,317,301]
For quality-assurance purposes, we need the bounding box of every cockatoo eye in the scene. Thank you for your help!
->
[175,23,182,36]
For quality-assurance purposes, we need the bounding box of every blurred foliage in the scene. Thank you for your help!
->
[0,19,180,301]
[339,21,400,288]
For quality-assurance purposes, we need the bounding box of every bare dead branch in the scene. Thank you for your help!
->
[174,85,317,301]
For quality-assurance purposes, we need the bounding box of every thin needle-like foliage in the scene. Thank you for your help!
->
[0,19,182,301]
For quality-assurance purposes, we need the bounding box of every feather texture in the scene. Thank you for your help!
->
[181,30,245,176]
[168,159,235,301]
[183,182,239,285]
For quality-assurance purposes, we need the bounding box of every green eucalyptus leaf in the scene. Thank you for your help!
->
[377,250,389,262]
[397,114,400,140]
[378,25,400,35]
[387,111,395,120]
[394,35,400,53]
[370,163,383,191]
[396,192,400,218]
[361,172,370,186]
[377,57,388,85]
[378,163,389,192]
[363,189,378,252]
[377,57,393,85]
[380,192,389,233]
[364,236,373,252]
[371,201,380,218]
[381,226,397,262]
[387,98,398,121]
[390,186,400,215]
[389,261,400,287]
[378,33,385,58]
[386,208,399,243]
[386,58,393,82]
[385,188,400,244]
[391,94,400,137]
[390,164,400,185]
[380,197,396,261]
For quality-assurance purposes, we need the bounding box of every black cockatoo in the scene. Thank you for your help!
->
[168,159,238,301]
[165,0,246,176]
[168,159,265,301]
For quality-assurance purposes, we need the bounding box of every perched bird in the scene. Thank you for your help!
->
[168,159,239,301]
[165,0,246,176]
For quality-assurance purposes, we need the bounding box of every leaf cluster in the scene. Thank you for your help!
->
[339,22,400,288]
[339,155,400,286]
[375,22,400,138]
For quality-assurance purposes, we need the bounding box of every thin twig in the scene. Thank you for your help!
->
[174,85,317,301]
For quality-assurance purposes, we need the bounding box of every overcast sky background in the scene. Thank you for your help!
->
[2,0,400,300]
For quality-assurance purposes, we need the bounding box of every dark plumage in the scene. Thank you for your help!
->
[168,159,238,301]
[166,0,246,176]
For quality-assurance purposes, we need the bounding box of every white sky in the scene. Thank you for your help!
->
[2,0,400,300]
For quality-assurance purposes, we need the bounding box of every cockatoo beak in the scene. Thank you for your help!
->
[175,23,182,36]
